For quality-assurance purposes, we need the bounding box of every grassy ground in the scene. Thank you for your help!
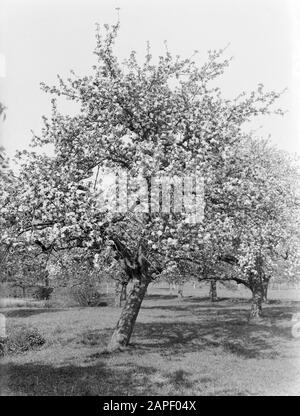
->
[1,285,300,396]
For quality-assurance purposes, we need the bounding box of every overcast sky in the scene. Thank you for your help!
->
[0,0,300,161]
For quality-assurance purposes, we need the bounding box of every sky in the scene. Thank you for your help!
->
[0,0,300,162]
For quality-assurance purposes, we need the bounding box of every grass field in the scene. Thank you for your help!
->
[1,284,300,396]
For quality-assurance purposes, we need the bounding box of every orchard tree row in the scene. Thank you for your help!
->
[0,23,299,351]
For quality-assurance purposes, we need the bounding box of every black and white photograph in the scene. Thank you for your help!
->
[0,0,300,399]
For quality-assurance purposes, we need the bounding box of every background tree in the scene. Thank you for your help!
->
[225,139,299,319]
[0,243,50,297]
[169,136,299,317]
[206,138,300,319]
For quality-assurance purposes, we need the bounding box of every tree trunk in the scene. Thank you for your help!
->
[248,257,266,320]
[177,282,184,299]
[209,280,217,302]
[249,286,263,321]
[108,277,150,351]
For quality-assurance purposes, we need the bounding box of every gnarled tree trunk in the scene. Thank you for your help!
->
[108,276,150,351]
[209,280,217,302]
[109,236,153,351]
[248,257,268,320]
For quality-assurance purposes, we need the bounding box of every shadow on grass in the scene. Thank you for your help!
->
[3,359,209,396]
[185,296,233,303]
[2,361,159,395]
[4,308,66,318]
[78,317,295,361]
[145,294,179,300]
[142,302,248,312]
[3,321,290,395]
[132,304,298,359]
[145,294,229,303]
[75,301,299,361]
[2,358,254,396]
